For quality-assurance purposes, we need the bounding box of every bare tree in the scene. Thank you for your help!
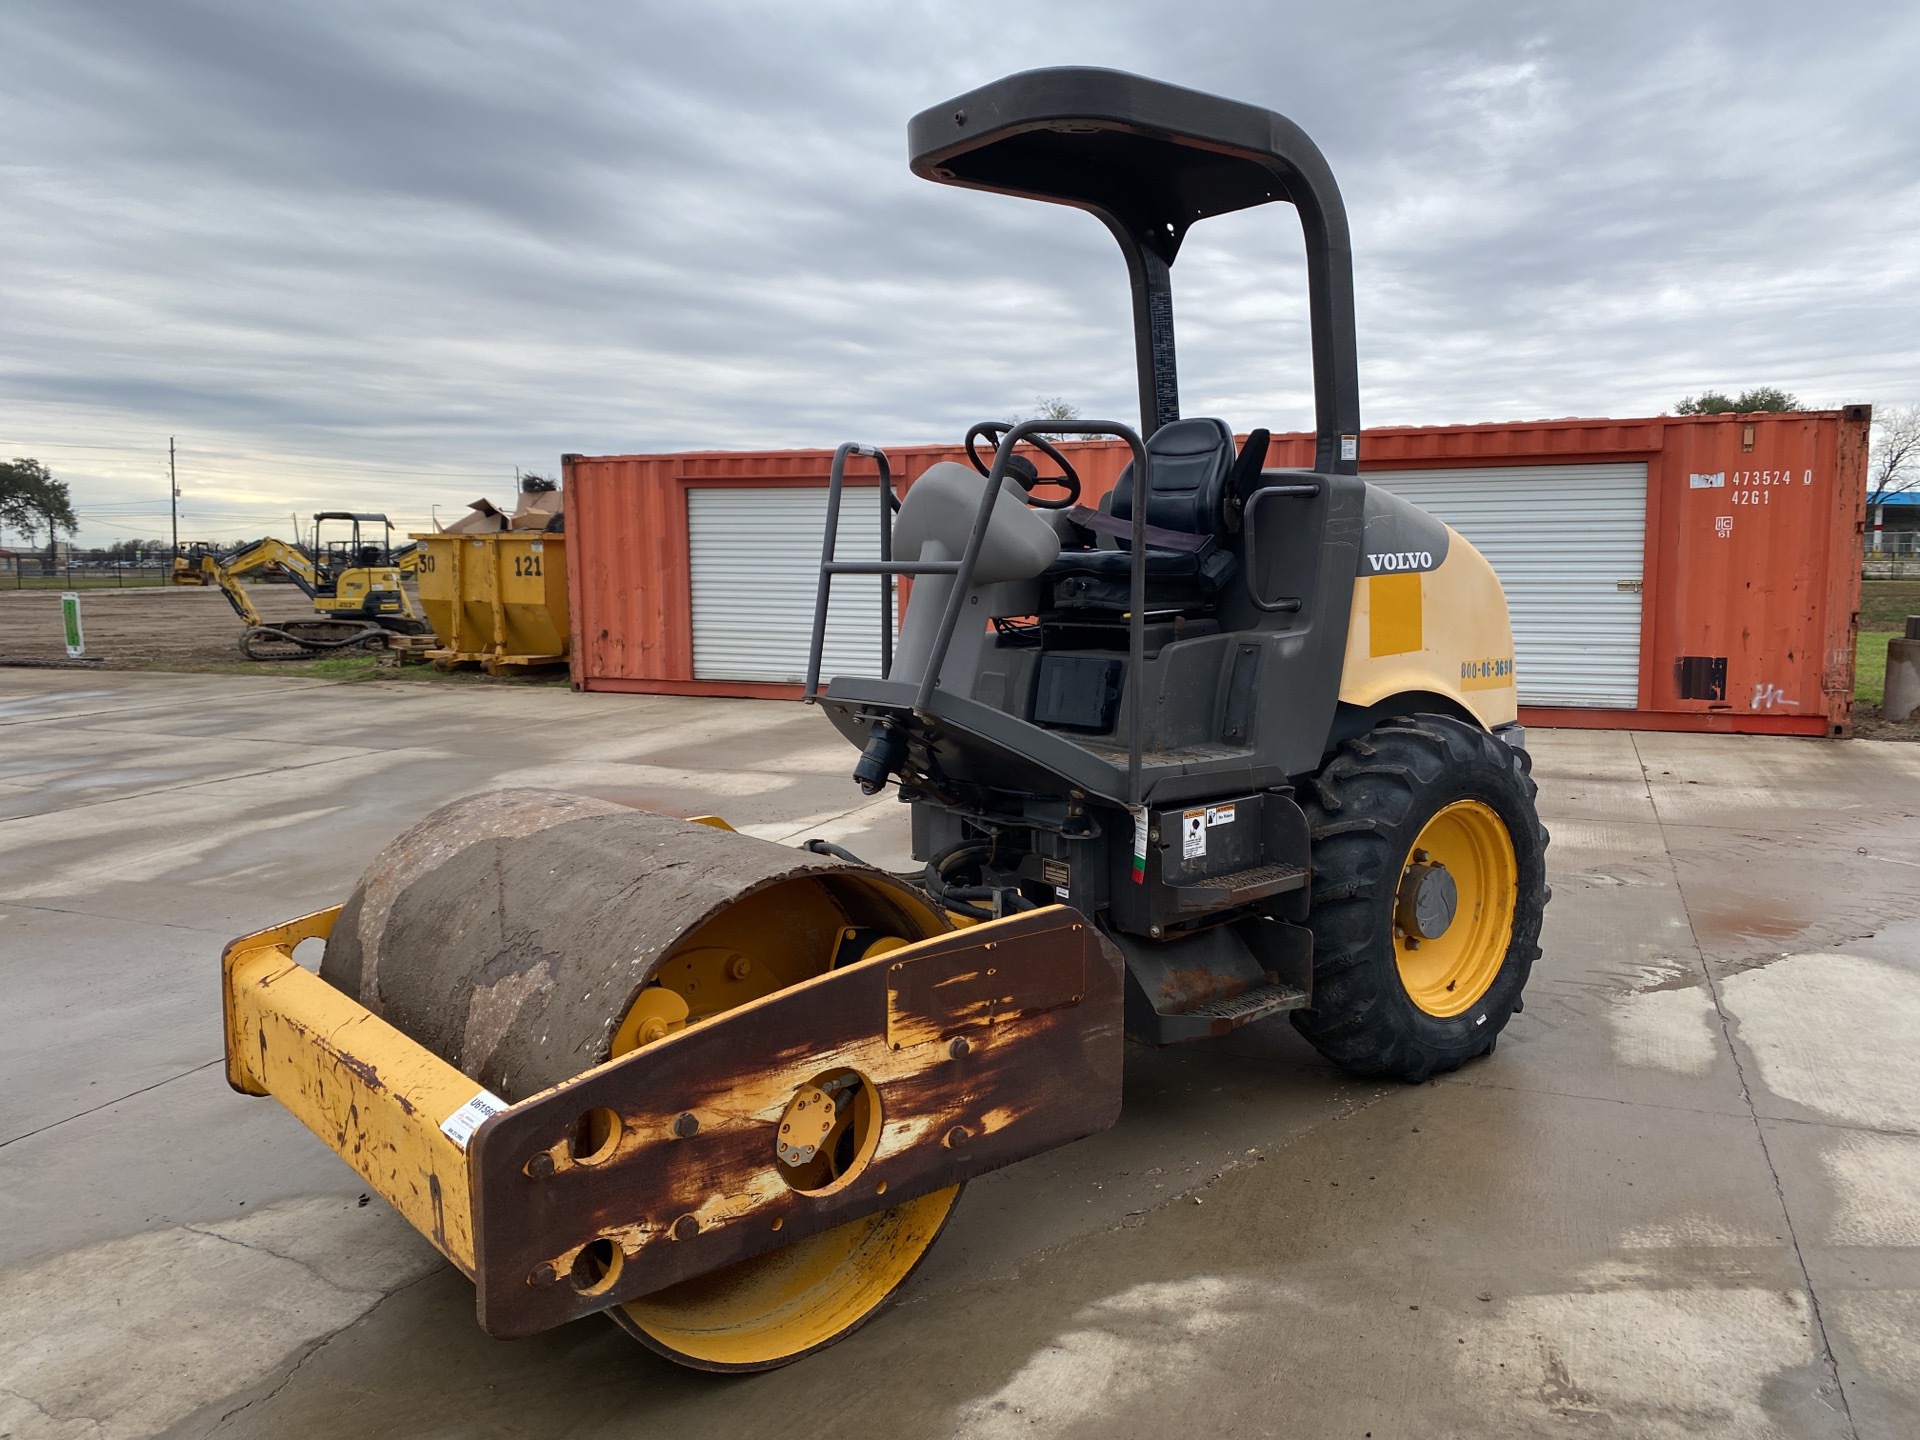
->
[1870,404,1920,503]
[1029,395,1081,441]
[1868,403,1920,551]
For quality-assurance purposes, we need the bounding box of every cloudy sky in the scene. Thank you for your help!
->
[3,1,1917,546]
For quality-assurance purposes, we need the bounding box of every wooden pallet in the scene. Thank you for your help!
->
[386,633,439,664]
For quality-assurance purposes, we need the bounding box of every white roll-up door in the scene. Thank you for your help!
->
[1369,464,1647,708]
[688,486,890,684]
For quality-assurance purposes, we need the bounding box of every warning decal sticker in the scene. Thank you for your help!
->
[1182,809,1207,860]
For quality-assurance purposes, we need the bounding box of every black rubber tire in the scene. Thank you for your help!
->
[1292,714,1549,1082]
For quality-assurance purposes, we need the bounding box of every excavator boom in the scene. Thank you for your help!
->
[199,537,319,628]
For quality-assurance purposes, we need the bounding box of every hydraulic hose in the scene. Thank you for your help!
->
[924,840,1036,919]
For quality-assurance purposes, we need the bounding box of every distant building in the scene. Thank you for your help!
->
[1871,492,1919,553]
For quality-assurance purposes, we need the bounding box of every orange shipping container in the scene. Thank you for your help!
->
[561,408,1870,736]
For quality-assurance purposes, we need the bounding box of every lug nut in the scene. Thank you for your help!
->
[944,1125,972,1149]
[525,1151,555,1179]
[671,1112,699,1139]
[948,1036,971,1059]
[671,1214,700,1241]
[529,1261,559,1287]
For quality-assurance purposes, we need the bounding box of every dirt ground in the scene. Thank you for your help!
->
[1856,701,1920,741]
[0,581,415,670]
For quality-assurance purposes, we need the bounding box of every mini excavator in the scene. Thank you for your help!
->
[216,69,1548,1371]
[182,511,430,658]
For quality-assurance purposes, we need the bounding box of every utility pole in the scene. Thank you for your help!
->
[169,437,179,562]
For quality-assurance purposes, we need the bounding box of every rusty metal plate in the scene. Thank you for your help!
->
[465,906,1122,1339]
[886,925,1085,1049]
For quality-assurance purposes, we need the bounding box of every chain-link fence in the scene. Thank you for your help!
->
[2,558,172,590]
[1864,528,1920,577]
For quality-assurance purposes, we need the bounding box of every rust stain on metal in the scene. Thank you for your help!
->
[887,936,1085,1049]
[429,1173,448,1257]
[334,1051,386,1092]
[1152,961,1251,1014]
[467,907,1123,1339]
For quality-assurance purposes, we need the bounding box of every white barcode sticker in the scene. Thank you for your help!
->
[440,1089,508,1150]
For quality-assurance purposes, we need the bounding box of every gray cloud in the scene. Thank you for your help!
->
[2,0,1916,543]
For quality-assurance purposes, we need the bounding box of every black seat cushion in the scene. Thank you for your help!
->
[1045,546,1237,612]
[1108,416,1236,535]
[1043,416,1238,612]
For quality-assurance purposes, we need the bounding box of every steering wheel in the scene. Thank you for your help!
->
[964,422,1081,510]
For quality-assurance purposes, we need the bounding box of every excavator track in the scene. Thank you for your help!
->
[237,620,391,660]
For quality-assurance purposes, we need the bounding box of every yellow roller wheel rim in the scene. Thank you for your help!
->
[613,1186,960,1369]
[1393,799,1517,1018]
[605,871,960,1370]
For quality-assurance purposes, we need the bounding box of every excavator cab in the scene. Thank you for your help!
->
[301,512,410,623]
[310,513,398,594]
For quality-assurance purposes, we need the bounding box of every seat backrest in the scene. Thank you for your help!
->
[1108,417,1235,537]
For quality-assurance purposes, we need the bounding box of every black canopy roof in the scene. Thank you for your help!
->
[910,68,1360,473]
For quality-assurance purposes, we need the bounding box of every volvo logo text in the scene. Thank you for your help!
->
[1366,551,1434,573]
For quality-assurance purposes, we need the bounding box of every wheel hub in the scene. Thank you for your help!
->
[1396,855,1458,942]
[1390,800,1519,1018]
[777,1083,840,1169]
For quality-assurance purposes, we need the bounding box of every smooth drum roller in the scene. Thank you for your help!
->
[319,788,959,1370]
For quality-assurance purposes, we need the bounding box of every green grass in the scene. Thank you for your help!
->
[1860,579,1920,632]
[1857,630,1897,706]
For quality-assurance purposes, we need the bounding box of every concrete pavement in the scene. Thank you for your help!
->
[1,669,1917,1438]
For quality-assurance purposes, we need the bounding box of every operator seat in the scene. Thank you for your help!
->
[1041,417,1242,613]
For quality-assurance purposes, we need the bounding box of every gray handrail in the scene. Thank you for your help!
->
[912,419,1150,807]
[805,443,902,701]
[1242,481,1321,614]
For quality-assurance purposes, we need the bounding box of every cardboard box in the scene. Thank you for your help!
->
[509,490,564,531]
[442,500,507,535]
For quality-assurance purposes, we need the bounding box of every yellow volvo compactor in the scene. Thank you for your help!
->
[220,68,1548,1371]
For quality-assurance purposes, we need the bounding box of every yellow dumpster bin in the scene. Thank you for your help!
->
[411,531,568,673]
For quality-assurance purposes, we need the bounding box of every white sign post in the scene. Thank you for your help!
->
[61,591,85,658]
